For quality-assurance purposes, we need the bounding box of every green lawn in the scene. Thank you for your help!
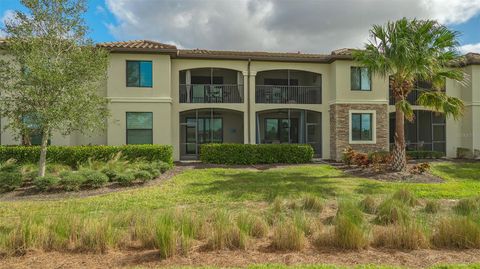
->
[1,162,480,218]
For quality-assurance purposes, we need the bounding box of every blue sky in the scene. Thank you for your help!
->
[1,0,480,53]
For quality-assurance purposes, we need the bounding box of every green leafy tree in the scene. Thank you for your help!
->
[354,18,465,172]
[0,0,109,176]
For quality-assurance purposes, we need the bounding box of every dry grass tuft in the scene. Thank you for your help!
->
[271,220,306,251]
[301,194,324,212]
[373,222,429,250]
[359,196,377,214]
[432,216,480,249]
[392,188,418,207]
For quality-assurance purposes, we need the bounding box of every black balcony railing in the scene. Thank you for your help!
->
[255,85,322,104]
[389,89,423,105]
[180,84,243,103]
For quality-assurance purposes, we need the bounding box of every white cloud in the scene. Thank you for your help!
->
[105,0,480,53]
[95,5,106,15]
[460,43,480,53]
[0,9,16,38]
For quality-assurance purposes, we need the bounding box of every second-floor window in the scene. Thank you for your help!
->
[126,61,153,87]
[351,67,371,91]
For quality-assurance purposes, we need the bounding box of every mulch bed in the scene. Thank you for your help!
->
[336,162,444,183]
[2,247,480,269]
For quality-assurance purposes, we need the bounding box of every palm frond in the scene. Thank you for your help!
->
[395,99,414,122]
[417,91,464,119]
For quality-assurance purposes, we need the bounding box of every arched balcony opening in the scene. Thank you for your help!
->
[179,68,243,103]
[179,108,244,159]
[255,70,322,104]
[256,109,322,157]
[389,110,446,154]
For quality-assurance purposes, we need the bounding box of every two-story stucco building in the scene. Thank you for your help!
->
[1,40,479,161]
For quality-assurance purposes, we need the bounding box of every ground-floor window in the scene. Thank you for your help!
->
[351,113,373,141]
[389,110,446,153]
[126,112,153,144]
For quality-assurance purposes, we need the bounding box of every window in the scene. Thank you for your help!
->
[351,67,371,91]
[126,112,153,144]
[126,61,152,87]
[351,113,373,141]
[22,114,50,145]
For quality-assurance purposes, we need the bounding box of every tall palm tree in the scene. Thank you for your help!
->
[354,18,465,172]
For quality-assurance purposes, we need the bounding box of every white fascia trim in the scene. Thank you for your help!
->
[109,97,173,103]
[465,101,480,107]
[329,100,388,105]
[348,109,377,144]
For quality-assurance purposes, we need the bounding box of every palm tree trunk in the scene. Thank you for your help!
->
[392,107,407,171]
[37,129,49,177]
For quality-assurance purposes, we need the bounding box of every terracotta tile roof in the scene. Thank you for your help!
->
[177,48,338,62]
[97,40,177,52]
[465,53,480,65]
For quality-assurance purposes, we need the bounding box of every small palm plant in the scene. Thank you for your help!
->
[354,18,466,171]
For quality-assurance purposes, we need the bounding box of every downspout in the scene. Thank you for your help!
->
[247,58,251,144]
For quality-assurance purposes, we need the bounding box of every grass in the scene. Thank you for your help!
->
[2,162,480,218]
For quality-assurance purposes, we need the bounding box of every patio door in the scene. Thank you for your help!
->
[182,110,223,157]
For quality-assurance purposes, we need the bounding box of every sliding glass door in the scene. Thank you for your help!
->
[185,117,223,154]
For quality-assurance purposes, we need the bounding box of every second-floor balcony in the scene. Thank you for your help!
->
[179,68,244,104]
[255,70,322,104]
[180,84,243,103]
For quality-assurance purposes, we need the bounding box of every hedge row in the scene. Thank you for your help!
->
[0,145,173,166]
[407,150,444,159]
[200,143,314,165]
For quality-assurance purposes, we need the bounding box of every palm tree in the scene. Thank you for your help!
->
[354,18,465,172]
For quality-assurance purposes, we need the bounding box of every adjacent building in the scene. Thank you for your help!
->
[1,40,479,160]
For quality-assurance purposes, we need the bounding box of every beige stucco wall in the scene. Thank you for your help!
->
[2,47,479,161]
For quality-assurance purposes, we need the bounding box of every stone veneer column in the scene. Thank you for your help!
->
[330,103,389,161]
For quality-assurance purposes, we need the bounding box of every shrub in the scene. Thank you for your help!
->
[359,196,377,214]
[199,144,314,165]
[375,198,412,225]
[33,175,60,191]
[115,172,136,186]
[271,220,306,251]
[373,222,428,250]
[101,168,118,181]
[0,172,23,192]
[331,201,369,250]
[0,145,173,167]
[369,151,391,172]
[424,200,441,214]
[134,170,154,182]
[392,188,418,207]
[352,153,370,167]
[341,146,356,166]
[59,171,86,191]
[432,216,480,249]
[407,150,444,159]
[0,159,19,173]
[410,162,431,174]
[301,194,324,212]
[454,198,479,216]
[79,169,108,188]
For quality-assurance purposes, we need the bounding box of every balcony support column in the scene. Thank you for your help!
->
[248,72,256,144]
[185,70,191,102]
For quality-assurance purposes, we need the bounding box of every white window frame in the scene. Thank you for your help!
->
[349,110,376,144]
